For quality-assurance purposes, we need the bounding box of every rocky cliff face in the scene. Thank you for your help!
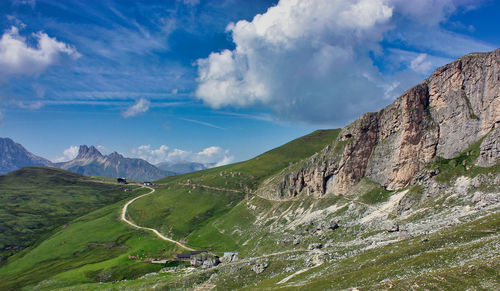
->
[0,138,53,175]
[259,49,500,200]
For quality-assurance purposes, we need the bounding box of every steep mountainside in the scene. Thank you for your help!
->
[0,138,53,175]
[259,49,500,200]
[59,145,173,181]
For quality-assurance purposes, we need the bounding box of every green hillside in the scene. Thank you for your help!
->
[0,198,180,290]
[0,130,340,290]
[127,129,340,246]
[0,167,134,260]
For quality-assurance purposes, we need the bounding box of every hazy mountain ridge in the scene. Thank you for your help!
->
[0,138,53,175]
[156,161,208,174]
[58,145,174,181]
[0,142,186,180]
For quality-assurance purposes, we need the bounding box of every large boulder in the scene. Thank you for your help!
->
[252,262,269,274]
[190,253,219,269]
[220,252,239,264]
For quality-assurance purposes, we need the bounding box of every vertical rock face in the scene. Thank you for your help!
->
[428,52,500,158]
[258,49,500,200]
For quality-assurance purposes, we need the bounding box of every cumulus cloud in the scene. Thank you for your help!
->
[53,145,79,162]
[131,144,234,167]
[195,0,493,125]
[122,98,151,118]
[195,0,393,124]
[0,26,81,77]
[131,144,170,164]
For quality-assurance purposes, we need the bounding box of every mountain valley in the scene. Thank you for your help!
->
[0,50,498,290]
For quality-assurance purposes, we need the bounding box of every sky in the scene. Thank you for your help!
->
[0,0,498,166]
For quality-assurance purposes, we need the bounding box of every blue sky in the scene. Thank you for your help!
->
[0,0,498,166]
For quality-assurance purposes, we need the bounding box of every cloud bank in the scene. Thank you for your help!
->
[195,0,493,125]
[132,144,234,167]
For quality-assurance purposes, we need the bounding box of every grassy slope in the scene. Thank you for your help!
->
[0,167,135,260]
[77,201,499,291]
[0,194,182,291]
[0,129,340,290]
[127,130,340,249]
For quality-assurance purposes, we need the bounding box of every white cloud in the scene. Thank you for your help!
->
[180,118,225,129]
[182,0,200,6]
[131,144,169,164]
[195,0,393,124]
[96,145,109,155]
[410,54,434,75]
[167,146,234,167]
[131,144,234,167]
[195,0,494,125]
[0,26,80,77]
[53,145,79,162]
[18,101,44,110]
[122,98,151,118]
[389,0,479,26]
[12,0,36,8]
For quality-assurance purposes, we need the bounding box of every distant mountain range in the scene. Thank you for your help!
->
[57,145,175,181]
[0,138,207,180]
[156,161,208,174]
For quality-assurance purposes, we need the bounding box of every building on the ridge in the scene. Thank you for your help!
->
[117,178,127,184]
[176,250,207,260]
[143,181,153,186]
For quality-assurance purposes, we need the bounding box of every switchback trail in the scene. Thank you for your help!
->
[121,185,195,251]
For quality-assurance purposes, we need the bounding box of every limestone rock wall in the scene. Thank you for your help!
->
[258,49,500,200]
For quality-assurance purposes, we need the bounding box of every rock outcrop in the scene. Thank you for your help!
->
[476,126,500,167]
[252,262,268,274]
[258,49,500,200]
[190,253,220,269]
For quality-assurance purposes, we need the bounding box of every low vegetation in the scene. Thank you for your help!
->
[0,167,135,260]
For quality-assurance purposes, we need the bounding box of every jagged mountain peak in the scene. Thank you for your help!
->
[59,145,173,181]
[75,145,103,160]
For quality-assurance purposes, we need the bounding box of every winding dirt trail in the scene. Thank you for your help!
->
[121,185,196,251]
